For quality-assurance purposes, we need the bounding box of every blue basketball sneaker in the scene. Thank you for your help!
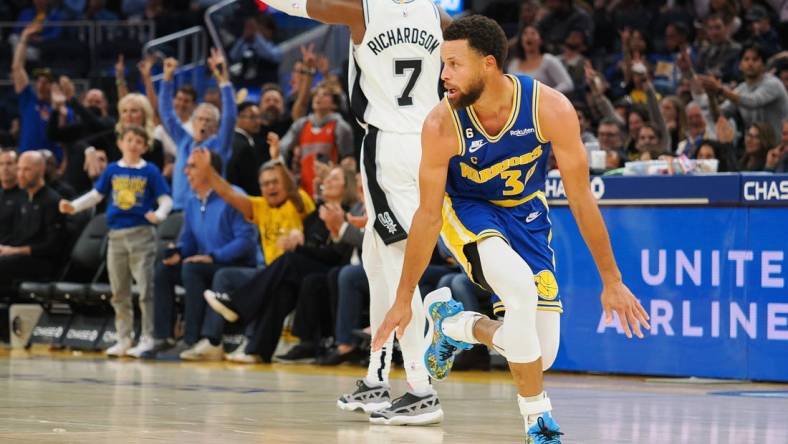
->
[423,288,473,381]
[526,412,563,444]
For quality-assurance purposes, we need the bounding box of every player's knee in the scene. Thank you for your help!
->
[540,340,558,370]
[499,306,541,364]
[476,237,537,311]
[537,311,561,370]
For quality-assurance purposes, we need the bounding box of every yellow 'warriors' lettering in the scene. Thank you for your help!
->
[460,146,543,184]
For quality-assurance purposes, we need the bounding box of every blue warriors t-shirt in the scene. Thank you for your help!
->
[18,84,62,162]
[94,161,170,229]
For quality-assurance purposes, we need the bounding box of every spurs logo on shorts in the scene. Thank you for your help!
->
[377,211,398,234]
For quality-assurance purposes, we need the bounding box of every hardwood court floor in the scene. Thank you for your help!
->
[0,348,786,443]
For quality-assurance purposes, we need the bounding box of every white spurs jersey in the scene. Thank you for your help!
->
[349,0,443,133]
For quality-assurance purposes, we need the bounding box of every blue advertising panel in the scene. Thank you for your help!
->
[550,205,787,381]
[743,207,788,381]
[545,175,742,204]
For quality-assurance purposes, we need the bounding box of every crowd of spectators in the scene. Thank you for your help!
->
[1,0,787,370]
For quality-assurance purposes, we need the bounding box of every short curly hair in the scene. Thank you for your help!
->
[443,15,508,70]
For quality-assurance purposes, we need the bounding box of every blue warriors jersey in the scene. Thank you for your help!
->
[440,75,562,314]
[445,74,550,206]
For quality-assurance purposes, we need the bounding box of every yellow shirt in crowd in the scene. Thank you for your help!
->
[248,189,315,265]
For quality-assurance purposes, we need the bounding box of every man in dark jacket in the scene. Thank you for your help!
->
[0,149,22,244]
[227,102,267,196]
[0,151,65,284]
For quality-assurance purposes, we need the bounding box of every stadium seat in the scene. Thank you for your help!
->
[47,213,110,309]
[155,212,184,259]
[17,212,106,307]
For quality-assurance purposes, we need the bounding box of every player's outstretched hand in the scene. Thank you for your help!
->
[371,297,412,351]
[600,281,650,339]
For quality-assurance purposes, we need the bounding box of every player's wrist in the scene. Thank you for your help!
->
[601,272,623,287]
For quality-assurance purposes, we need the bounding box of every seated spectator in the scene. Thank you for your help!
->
[704,0,742,38]
[59,125,172,358]
[597,118,626,155]
[121,0,147,17]
[78,0,119,20]
[677,101,715,157]
[702,44,788,142]
[745,5,781,59]
[0,118,19,149]
[0,150,21,244]
[605,29,658,100]
[202,165,356,363]
[14,0,64,41]
[576,106,599,153]
[39,149,75,199]
[269,83,354,198]
[202,87,222,111]
[660,96,686,153]
[282,173,366,364]
[605,149,625,171]
[635,124,668,158]
[652,22,691,95]
[229,15,282,87]
[259,83,293,137]
[159,52,236,210]
[190,152,316,363]
[227,102,268,196]
[558,28,589,103]
[149,150,257,360]
[773,58,788,94]
[318,263,368,366]
[0,151,65,285]
[507,25,574,94]
[695,13,742,81]
[11,23,60,161]
[695,139,737,173]
[538,0,594,54]
[765,120,788,173]
[637,144,670,161]
[739,122,776,171]
[625,106,649,156]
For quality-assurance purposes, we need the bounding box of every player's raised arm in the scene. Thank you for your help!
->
[539,85,651,339]
[371,103,458,351]
[261,0,366,42]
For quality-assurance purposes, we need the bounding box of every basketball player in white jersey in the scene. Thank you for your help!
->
[258,0,452,425]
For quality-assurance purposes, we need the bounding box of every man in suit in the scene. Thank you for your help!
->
[227,102,267,196]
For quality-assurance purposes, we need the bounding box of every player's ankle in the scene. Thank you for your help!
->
[443,311,485,344]
[518,392,552,428]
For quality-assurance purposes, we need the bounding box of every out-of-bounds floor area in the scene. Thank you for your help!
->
[0,348,786,443]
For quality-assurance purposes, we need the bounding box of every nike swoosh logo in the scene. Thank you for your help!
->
[468,142,487,153]
[525,212,541,223]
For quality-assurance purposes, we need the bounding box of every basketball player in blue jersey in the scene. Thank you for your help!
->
[372,15,651,443]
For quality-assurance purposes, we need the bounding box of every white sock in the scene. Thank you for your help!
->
[442,311,485,344]
[365,344,392,387]
[518,391,552,430]
[363,376,387,388]
[409,382,436,397]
